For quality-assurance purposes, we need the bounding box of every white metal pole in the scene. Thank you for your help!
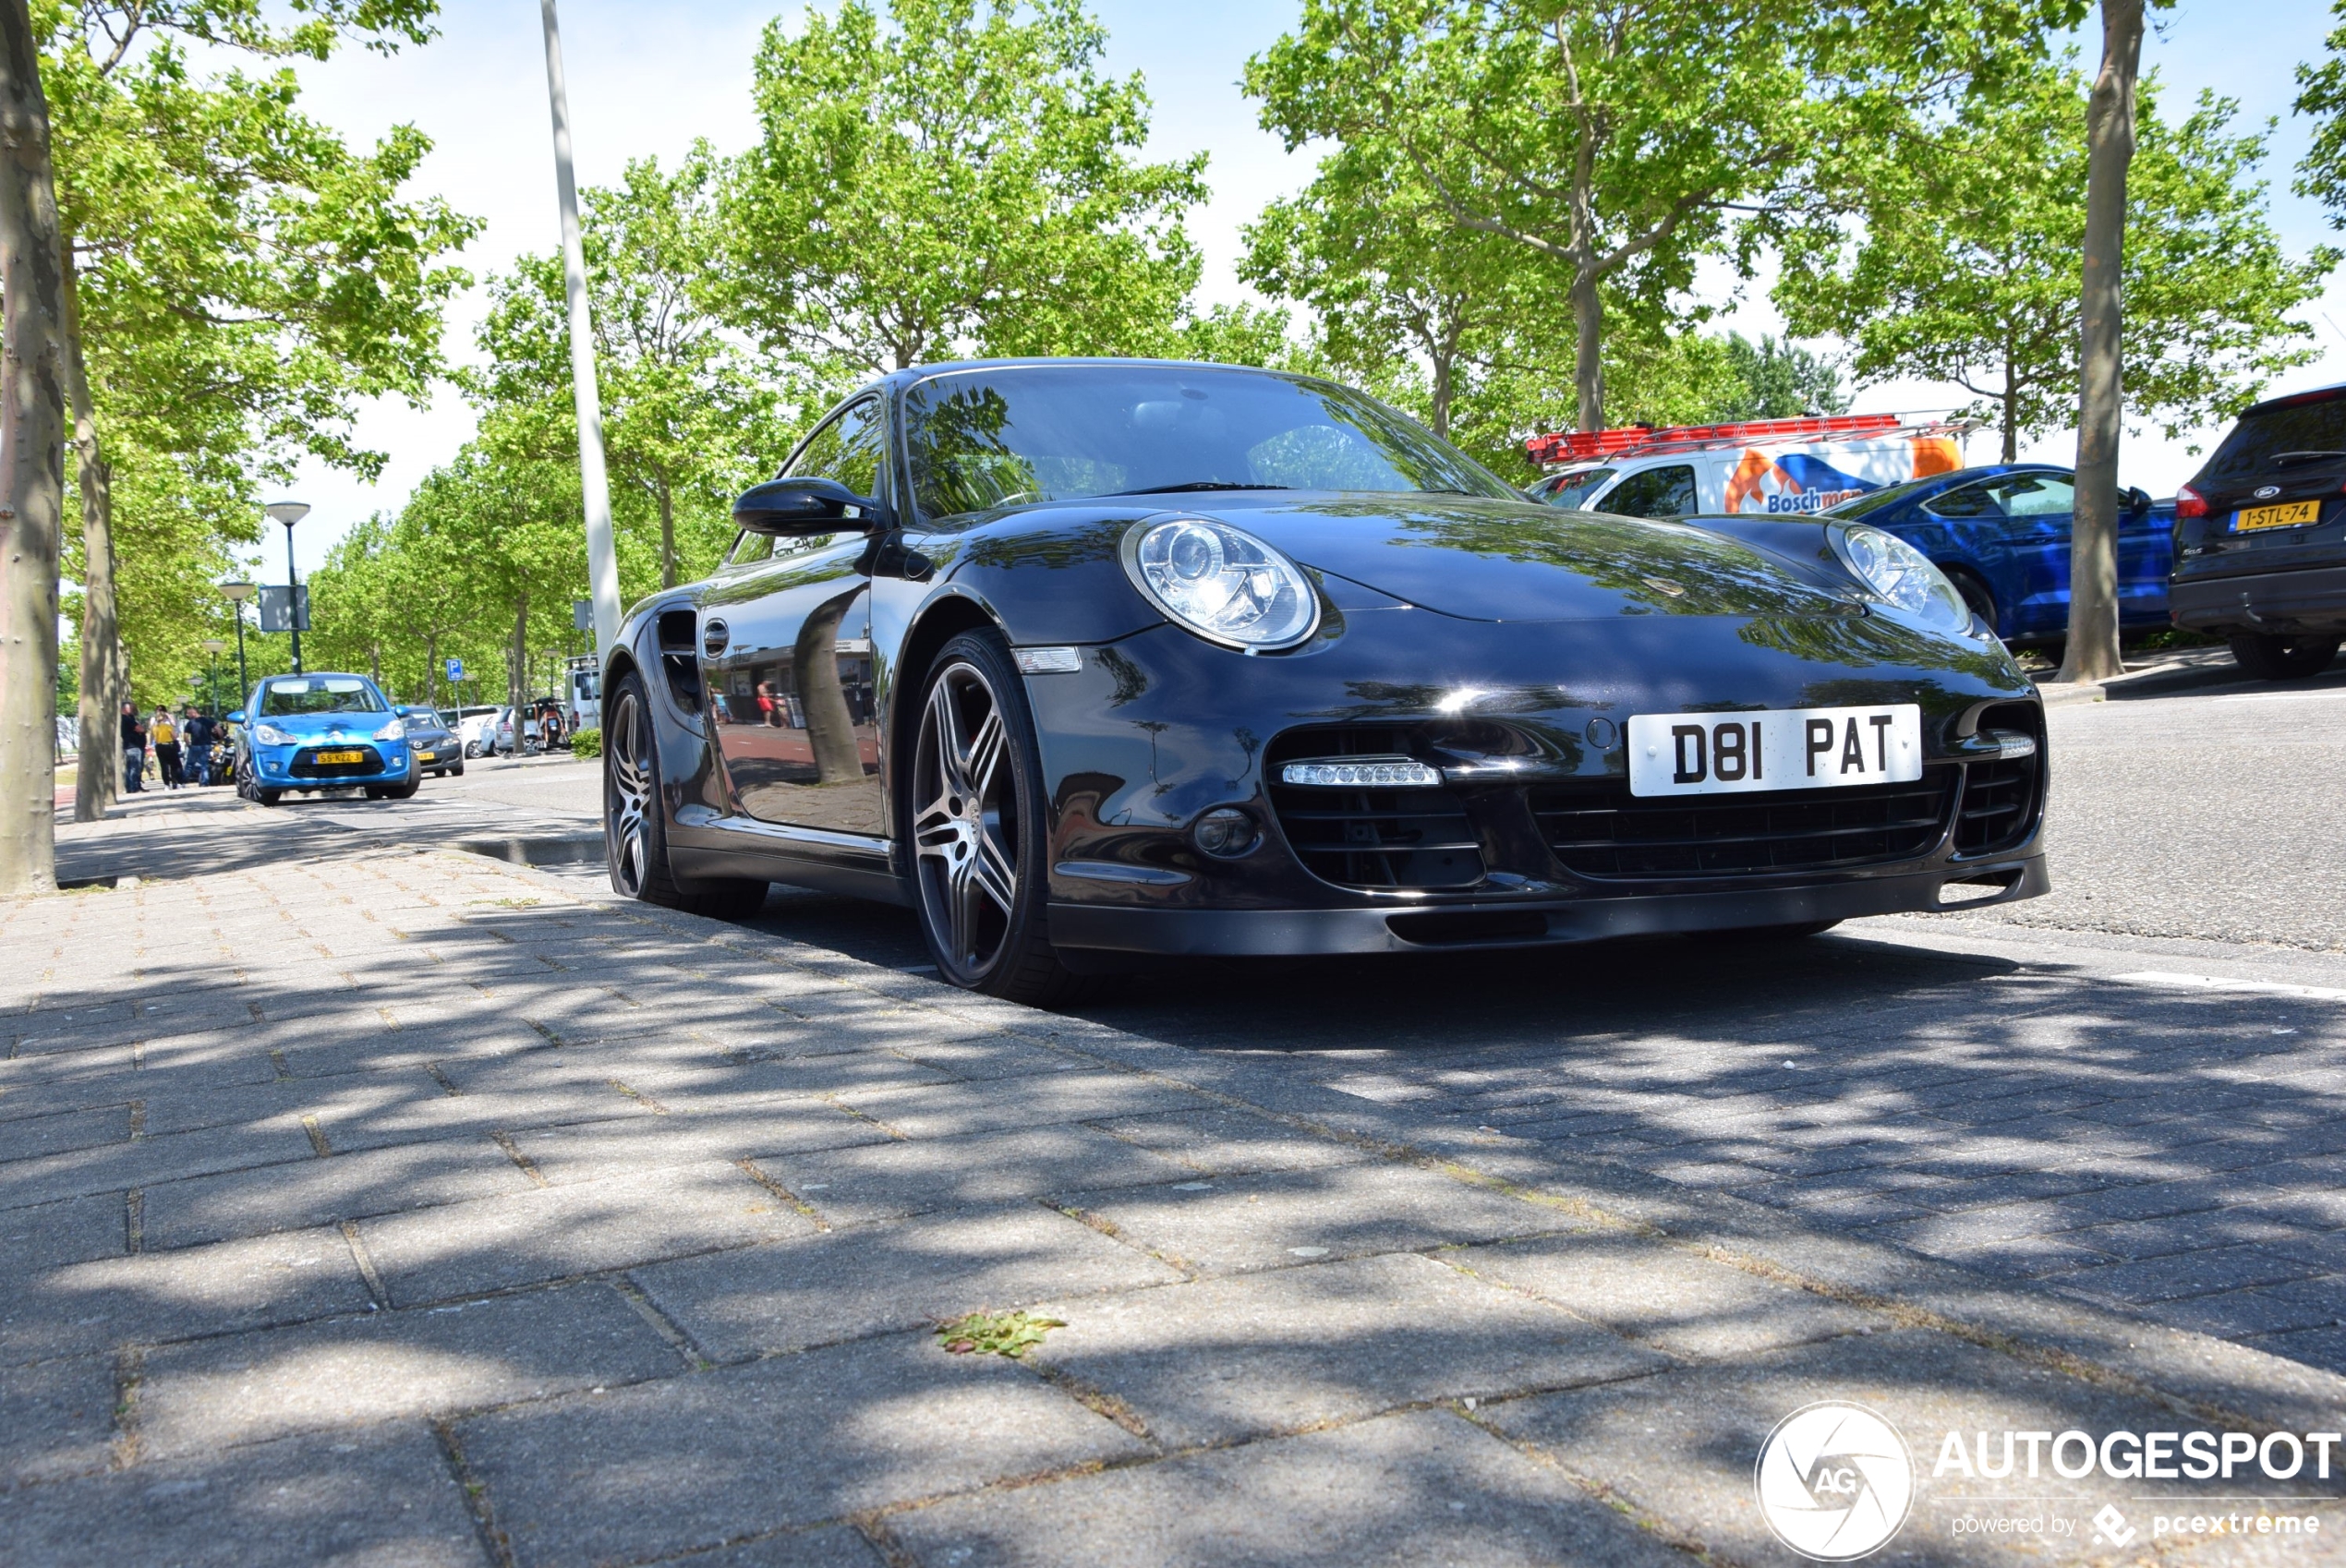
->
[538,0,622,666]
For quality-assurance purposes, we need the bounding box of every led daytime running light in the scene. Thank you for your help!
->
[1279,756,1441,789]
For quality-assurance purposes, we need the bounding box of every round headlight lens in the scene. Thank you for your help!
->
[251,722,294,746]
[1832,525,1971,633]
[1123,517,1319,650]
[373,718,406,742]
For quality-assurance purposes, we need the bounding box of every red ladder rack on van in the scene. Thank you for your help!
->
[1526,414,1908,468]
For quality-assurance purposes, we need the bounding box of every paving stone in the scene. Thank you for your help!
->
[137,1281,683,1457]
[0,1225,374,1363]
[1057,1162,1594,1276]
[1447,1233,1884,1360]
[883,1031,1093,1080]
[2046,1244,2327,1307]
[0,1421,486,1568]
[1086,1106,1378,1176]
[356,1160,816,1306]
[454,1330,1145,1566]
[635,1200,1181,1359]
[274,1023,554,1080]
[504,1098,892,1184]
[648,1524,886,1568]
[0,1353,118,1485]
[770,1124,1198,1225]
[0,1118,318,1210]
[140,1138,537,1248]
[0,1188,127,1270]
[886,1407,1694,1568]
[0,1104,129,1161]
[1031,1252,1662,1448]
[832,1070,1212,1141]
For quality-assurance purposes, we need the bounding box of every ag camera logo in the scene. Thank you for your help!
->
[1755,1402,1916,1560]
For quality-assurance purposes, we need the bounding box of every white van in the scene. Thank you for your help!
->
[1526,415,1974,519]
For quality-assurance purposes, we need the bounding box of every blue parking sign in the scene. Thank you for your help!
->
[446,657,464,681]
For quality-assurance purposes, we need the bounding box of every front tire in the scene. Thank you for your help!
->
[604,669,768,919]
[1944,568,1997,636]
[2229,632,2340,681]
[449,761,465,778]
[910,633,1081,1005]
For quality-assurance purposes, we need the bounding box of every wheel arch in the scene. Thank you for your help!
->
[888,593,1008,847]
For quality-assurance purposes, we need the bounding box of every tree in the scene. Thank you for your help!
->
[42,0,471,816]
[720,0,1206,386]
[0,0,66,896]
[1778,66,2322,466]
[1245,0,2068,434]
[477,148,780,594]
[1717,333,1850,420]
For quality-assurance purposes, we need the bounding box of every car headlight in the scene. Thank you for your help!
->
[251,722,294,746]
[1121,517,1319,651]
[374,718,406,742]
[1831,525,1971,633]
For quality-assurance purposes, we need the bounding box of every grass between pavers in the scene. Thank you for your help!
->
[936,1309,1067,1359]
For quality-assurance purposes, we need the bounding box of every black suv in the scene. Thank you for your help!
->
[2171,384,2346,679]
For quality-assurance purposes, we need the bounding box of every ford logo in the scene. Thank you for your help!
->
[2255,485,2283,500]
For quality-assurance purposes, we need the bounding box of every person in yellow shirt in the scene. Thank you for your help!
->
[150,706,182,790]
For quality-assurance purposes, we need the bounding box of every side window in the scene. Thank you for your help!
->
[1993,475,2075,518]
[1602,464,1699,519]
[1923,483,2005,521]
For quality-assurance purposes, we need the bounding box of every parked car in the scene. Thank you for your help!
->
[1821,464,2174,645]
[599,357,2048,1006]
[229,673,418,805]
[2169,382,2346,679]
[1525,414,1969,519]
[396,706,464,778]
[453,705,502,757]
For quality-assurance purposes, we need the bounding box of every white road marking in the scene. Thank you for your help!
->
[2113,971,2346,1002]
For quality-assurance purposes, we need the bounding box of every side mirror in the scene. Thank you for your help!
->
[2124,486,2152,516]
[733,476,890,537]
[225,709,245,724]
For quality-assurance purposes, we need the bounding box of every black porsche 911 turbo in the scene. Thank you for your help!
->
[601,358,2048,1003]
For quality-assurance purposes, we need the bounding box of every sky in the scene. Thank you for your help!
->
[249,0,2346,581]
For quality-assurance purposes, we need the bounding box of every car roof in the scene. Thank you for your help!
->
[2239,380,2346,416]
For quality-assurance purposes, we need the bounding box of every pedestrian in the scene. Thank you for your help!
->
[151,706,182,790]
[119,700,146,794]
[181,706,214,786]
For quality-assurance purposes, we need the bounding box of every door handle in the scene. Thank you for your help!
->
[702,619,730,657]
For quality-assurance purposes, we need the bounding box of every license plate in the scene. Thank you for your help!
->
[2236,501,2320,531]
[314,749,365,765]
[1627,705,1923,797]
[414,750,436,763]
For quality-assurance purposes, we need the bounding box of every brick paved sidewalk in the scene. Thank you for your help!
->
[4,818,2345,1565]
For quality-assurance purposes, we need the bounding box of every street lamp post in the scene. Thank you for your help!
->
[266,501,310,673]
[201,638,226,715]
[219,580,253,706]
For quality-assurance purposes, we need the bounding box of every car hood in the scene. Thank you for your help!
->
[254,713,388,742]
[1202,496,1864,622]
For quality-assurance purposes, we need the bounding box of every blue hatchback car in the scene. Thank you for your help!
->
[228,672,420,805]
[1822,464,2175,644]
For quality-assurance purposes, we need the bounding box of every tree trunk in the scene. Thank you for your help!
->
[507,597,528,760]
[2058,0,2143,686]
[2001,370,2018,465]
[0,0,65,896]
[422,633,437,711]
[658,479,676,589]
[1570,271,1603,432]
[1429,343,1455,440]
[61,245,117,823]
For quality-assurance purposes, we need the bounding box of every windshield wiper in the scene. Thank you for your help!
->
[1113,482,1291,495]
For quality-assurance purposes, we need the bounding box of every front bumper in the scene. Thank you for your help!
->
[2171,562,2346,635]
[250,742,414,789]
[1052,854,2049,955]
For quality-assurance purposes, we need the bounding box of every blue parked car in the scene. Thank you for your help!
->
[228,672,420,805]
[1821,464,2174,644]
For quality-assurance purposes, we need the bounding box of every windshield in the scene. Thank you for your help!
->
[2199,394,2346,484]
[901,364,1518,519]
[1534,466,1615,510]
[1822,476,1936,519]
[257,676,386,718]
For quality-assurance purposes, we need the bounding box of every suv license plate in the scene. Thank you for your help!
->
[1627,705,1924,798]
[2237,501,2320,531]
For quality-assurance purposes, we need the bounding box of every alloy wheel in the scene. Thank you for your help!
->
[913,660,1020,978]
[606,686,654,899]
